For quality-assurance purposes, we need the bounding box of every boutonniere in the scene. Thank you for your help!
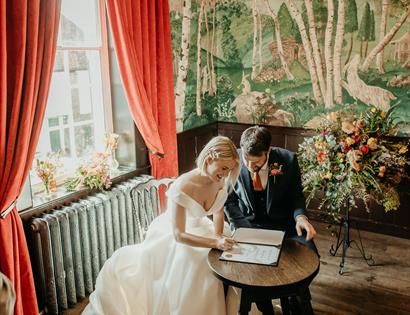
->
[269,163,283,183]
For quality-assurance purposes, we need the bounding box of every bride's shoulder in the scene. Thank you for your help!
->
[174,170,204,196]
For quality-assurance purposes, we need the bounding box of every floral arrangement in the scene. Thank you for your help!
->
[105,132,120,171]
[35,152,61,194]
[298,106,408,219]
[65,152,111,191]
[105,132,119,152]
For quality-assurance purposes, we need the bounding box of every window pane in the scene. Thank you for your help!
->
[58,0,100,47]
[34,48,106,186]
[75,124,94,157]
[48,117,59,127]
[50,130,62,151]
[64,128,71,156]
[63,115,69,125]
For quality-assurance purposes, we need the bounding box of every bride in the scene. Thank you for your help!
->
[83,136,241,315]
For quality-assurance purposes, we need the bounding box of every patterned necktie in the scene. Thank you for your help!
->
[252,170,263,191]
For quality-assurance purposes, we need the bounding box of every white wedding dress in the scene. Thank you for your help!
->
[83,182,243,315]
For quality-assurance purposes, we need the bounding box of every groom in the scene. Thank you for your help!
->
[224,126,318,314]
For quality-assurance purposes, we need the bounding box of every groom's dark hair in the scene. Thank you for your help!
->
[240,126,271,157]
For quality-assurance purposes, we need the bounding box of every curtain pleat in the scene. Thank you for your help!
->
[0,1,61,314]
[106,0,178,178]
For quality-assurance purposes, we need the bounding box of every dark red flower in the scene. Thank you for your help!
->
[351,135,362,143]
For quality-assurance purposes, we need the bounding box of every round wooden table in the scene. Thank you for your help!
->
[208,239,320,315]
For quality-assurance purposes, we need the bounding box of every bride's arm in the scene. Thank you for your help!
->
[212,207,225,237]
[171,202,235,250]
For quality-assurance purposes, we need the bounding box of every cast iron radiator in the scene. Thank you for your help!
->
[29,176,174,314]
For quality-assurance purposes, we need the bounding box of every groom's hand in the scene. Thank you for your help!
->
[295,215,316,241]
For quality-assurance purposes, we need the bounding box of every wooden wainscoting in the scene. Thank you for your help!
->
[177,122,410,239]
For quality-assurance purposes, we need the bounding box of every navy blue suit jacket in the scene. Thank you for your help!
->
[224,147,306,231]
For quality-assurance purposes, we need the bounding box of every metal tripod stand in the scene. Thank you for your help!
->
[329,204,375,274]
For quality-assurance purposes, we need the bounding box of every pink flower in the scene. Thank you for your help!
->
[269,163,283,176]
[271,169,281,175]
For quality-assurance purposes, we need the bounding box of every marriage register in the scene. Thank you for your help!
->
[219,228,285,266]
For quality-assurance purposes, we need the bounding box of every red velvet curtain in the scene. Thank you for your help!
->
[0,1,61,314]
[106,0,178,178]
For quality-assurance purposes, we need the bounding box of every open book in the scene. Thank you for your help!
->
[219,228,285,266]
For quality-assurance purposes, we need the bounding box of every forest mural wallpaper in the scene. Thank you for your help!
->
[170,0,410,135]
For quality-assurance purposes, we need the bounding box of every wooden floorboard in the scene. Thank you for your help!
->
[60,221,410,315]
[311,221,410,315]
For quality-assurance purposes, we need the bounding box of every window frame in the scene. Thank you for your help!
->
[17,0,150,214]
[30,0,113,192]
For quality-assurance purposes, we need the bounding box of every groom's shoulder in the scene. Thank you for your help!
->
[270,146,296,159]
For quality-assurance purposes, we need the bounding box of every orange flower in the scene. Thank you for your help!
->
[347,150,362,172]
[355,119,365,129]
[378,165,386,177]
[316,151,326,163]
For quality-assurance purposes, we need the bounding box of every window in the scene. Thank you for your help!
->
[19,0,139,209]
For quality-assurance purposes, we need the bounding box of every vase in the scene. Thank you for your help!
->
[49,178,57,192]
[43,181,50,195]
[43,178,57,199]
[109,149,120,171]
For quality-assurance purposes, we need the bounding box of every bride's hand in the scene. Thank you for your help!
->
[215,236,236,251]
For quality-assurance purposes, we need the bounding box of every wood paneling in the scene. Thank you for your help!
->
[177,122,410,239]
[177,123,218,174]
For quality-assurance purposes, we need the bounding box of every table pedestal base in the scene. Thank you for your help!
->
[237,286,314,315]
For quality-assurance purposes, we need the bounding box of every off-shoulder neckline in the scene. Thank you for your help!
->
[170,183,227,213]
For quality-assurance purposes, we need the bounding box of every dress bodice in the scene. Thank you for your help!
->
[166,182,228,219]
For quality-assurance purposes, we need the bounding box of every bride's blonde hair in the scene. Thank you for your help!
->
[196,136,240,192]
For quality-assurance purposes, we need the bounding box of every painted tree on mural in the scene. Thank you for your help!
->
[369,9,376,50]
[217,2,243,68]
[358,2,371,58]
[361,0,410,71]
[278,3,300,42]
[287,0,323,103]
[170,0,410,133]
[285,0,349,108]
[195,0,205,116]
[174,0,192,132]
[264,0,295,80]
[344,0,358,65]
[376,0,390,73]
[333,0,345,104]
[209,0,217,96]
[252,0,258,79]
